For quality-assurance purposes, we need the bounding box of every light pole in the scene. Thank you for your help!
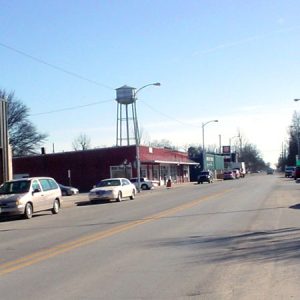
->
[0,98,9,183]
[202,119,218,170]
[229,135,240,152]
[134,82,161,192]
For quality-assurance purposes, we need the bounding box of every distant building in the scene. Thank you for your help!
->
[13,145,198,191]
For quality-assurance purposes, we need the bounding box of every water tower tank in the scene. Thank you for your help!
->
[115,85,136,104]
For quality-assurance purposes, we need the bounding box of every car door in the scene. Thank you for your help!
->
[121,179,131,197]
[38,178,54,210]
[30,179,45,211]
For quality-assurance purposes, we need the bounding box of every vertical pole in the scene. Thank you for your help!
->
[125,104,130,145]
[297,119,300,161]
[116,102,119,146]
[120,105,123,146]
[68,169,71,186]
[202,123,205,171]
[0,100,9,183]
[133,100,141,192]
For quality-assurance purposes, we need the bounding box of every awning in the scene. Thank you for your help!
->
[148,160,198,165]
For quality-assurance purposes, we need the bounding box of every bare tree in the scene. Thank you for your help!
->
[150,139,177,150]
[72,133,91,150]
[0,89,48,156]
[139,127,151,146]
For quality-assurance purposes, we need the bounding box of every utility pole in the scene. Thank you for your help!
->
[0,98,10,183]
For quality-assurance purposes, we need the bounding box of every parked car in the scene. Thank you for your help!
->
[58,184,79,196]
[130,177,156,190]
[197,171,214,184]
[223,170,235,180]
[89,178,136,203]
[0,177,62,219]
[294,166,300,180]
[285,166,295,178]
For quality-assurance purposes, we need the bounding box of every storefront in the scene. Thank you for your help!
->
[13,145,197,192]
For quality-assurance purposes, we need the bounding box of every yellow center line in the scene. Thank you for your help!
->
[0,189,231,276]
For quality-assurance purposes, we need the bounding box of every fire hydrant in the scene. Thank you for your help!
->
[166,179,172,188]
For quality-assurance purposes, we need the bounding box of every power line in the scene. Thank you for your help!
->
[0,41,114,90]
[140,100,202,128]
[30,99,114,116]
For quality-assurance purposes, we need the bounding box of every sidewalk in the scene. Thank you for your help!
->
[62,181,197,208]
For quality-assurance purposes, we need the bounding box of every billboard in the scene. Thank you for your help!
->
[222,145,231,154]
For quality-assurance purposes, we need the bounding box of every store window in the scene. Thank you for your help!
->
[140,165,147,178]
[153,165,159,181]
[110,165,132,178]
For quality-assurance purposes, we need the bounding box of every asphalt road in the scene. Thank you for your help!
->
[1,173,300,299]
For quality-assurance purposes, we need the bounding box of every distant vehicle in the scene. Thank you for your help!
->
[0,177,62,219]
[223,170,235,180]
[266,168,274,175]
[231,162,246,177]
[58,184,79,196]
[89,178,136,203]
[285,166,295,178]
[130,177,157,190]
[197,170,214,184]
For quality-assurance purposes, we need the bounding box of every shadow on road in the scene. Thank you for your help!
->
[155,227,300,264]
[75,200,109,206]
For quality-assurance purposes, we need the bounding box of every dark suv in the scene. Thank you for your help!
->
[197,171,214,184]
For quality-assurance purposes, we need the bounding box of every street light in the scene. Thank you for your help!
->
[202,119,218,170]
[229,135,240,152]
[202,120,218,151]
[134,82,161,192]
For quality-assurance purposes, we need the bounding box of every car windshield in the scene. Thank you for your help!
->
[200,172,209,175]
[96,179,121,187]
[0,180,31,194]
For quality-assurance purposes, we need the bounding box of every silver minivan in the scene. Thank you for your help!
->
[0,177,62,219]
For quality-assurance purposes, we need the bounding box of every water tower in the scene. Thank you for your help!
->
[115,85,139,146]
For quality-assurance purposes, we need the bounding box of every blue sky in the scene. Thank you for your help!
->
[1,0,300,165]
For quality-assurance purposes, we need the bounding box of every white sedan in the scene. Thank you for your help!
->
[89,178,136,203]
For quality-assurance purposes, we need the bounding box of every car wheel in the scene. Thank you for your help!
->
[24,203,33,219]
[130,189,135,200]
[116,192,122,202]
[52,199,60,214]
[141,184,148,190]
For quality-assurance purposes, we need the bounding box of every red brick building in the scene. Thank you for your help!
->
[13,145,197,192]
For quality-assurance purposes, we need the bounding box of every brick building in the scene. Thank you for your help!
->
[13,145,197,192]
